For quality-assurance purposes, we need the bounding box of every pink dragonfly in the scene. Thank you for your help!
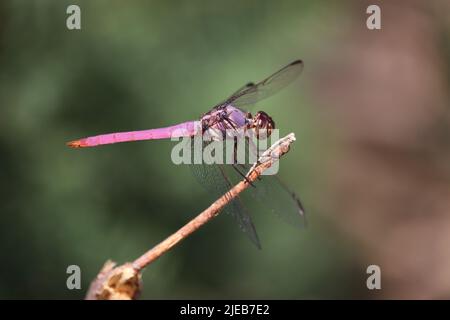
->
[68,60,306,248]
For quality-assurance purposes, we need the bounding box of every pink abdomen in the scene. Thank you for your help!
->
[67,121,198,148]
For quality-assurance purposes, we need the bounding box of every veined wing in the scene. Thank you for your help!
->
[190,140,261,249]
[224,60,303,108]
[252,174,306,228]
[242,139,306,227]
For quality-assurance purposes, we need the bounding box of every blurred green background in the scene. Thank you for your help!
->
[1,0,449,299]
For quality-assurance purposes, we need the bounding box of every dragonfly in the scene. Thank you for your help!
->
[67,60,306,248]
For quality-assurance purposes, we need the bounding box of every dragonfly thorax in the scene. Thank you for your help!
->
[200,105,274,140]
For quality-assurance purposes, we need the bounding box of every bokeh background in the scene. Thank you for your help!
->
[0,0,449,299]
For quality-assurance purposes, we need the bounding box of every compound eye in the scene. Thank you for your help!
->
[252,111,274,139]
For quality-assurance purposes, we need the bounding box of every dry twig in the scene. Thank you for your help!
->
[85,133,296,300]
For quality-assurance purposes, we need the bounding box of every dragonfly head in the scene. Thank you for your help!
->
[251,111,275,139]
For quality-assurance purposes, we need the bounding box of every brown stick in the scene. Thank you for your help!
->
[85,133,296,299]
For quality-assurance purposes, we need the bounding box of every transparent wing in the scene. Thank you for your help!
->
[252,174,306,228]
[241,139,307,227]
[190,140,261,249]
[225,60,303,107]
[228,82,255,98]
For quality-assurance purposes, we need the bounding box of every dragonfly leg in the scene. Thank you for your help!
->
[238,163,261,182]
[232,164,255,187]
[247,138,263,181]
[230,138,255,187]
[223,116,237,130]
